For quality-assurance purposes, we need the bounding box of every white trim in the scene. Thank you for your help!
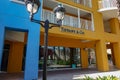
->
[83,0,86,6]
[98,7,118,12]
[85,20,88,30]
[91,13,94,31]
[78,9,81,28]
[89,0,92,8]
[10,0,25,5]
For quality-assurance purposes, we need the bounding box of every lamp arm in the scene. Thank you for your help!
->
[29,11,61,28]
[30,18,61,29]
[31,18,44,27]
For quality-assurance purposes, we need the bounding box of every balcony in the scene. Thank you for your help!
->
[98,0,118,20]
[42,9,94,31]
[71,0,92,8]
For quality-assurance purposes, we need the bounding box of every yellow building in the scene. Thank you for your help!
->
[1,0,120,73]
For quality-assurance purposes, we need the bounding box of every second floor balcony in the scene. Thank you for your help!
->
[71,0,92,8]
[42,9,94,31]
[98,0,118,20]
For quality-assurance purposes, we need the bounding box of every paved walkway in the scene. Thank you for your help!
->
[39,68,99,80]
[0,66,120,80]
[0,68,98,80]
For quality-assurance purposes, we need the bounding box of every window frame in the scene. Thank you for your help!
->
[10,0,25,5]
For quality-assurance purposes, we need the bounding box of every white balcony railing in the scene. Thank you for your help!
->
[42,9,94,31]
[71,0,92,8]
[98,0,118,9]
[63,15,79,28]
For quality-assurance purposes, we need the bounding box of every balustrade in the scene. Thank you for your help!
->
[42,9,93,31]
[98,0,117,9]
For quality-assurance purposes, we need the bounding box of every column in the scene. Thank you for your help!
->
[112,42,120,69]
[80,48,88,68]
[7,42,24,73]
[110,44,115,65]
[92,0,105,33]
[109,18,120,34]
[24,28,40,80]
[96,40,109,71]
[0,27,5,70]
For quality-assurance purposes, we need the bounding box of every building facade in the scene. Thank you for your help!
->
[0,0,120,79]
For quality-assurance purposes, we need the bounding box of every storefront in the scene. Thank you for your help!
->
[0,0,120,80]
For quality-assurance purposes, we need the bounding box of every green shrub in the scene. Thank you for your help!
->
[77,75,119,80]
[57,60,70,65]
[84,75,94,80]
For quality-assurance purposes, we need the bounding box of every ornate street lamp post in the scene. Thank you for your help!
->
[24,0,65,80]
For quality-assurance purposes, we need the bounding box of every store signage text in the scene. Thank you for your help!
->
[60,27,84,34]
